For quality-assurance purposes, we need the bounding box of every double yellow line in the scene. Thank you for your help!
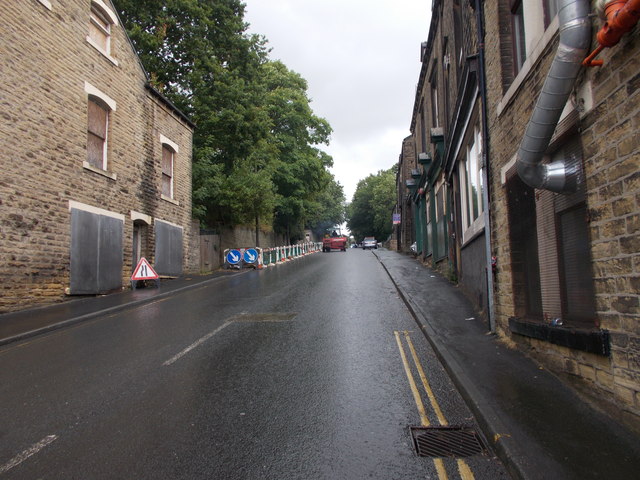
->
[394,330,475,480]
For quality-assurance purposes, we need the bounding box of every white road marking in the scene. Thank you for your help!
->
[0,435,58,474]
[163,321,232,366]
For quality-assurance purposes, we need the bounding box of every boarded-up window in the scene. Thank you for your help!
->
[89,5,111,53]
[70,208,123,294]
[87,98,108,169]
[162,145,174,198]
[155,220,183,276]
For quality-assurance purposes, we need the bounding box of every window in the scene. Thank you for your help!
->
[507,136,596,328]
[86,0,119,65]
[89,7,110,52]
[84,82,116,176]
[160,135,179,201]
[459,126,484,238]
[511,0,526,76]
[161,145,174,198]
[87,98,109,170]
[452,0,463,69]
[420,103,427,154]
[430,68,440,128]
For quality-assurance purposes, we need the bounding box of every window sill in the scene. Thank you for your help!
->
[461,217,485,246]
[83,161,117,180]
[86,37,119,66]
[508,317,610,356]
[161,194,179,206]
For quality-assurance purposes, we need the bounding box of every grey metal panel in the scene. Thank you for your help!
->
[155,221,183,276]
[70,209,99,294]
[98,215,123,292]
[70,209,123,295]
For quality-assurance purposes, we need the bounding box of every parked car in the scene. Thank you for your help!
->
[362,237,377,249]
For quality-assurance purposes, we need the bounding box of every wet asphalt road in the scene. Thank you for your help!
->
[0,249,509,479]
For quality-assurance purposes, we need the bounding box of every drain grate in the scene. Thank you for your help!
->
[410,426,486,458]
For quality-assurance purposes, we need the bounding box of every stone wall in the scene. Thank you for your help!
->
[483,1,640,426]
[579,26,640,425]
[0,0,195,313]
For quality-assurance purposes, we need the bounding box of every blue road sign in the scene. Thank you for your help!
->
[226,249,241,265]
[243,248,258,264]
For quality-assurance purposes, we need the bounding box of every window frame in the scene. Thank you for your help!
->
[86,0,119,66]
[430,64,440,129]
[87,98,109,170]
[160,135,179,203]
[510,0,527,76]
[84,82,116,179]
[458,125,485,243]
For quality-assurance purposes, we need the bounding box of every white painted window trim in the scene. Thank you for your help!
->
[83,161,117,180]
[160,134,179,153]
[160,135,178,202]
[91,0,119,26]
[131,211,152,225]
[501,156,518,186]
[69,200,124,222]
[459,126,485,245]
[161,194,180,206]
[84,82,116,111]
[86,0,119,66]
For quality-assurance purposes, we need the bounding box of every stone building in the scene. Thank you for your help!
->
[1,0,197,313]
[399,0,640,428]
[395,135,417,252]
[399,0,493,318]
[484,0,640,428]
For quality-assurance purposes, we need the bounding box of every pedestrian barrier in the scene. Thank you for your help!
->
[224,242,322,270]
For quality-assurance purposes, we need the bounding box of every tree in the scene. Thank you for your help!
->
[114,1,344,239]
[347,167,397,242]
[114,0,275,228]
[260,61,338,242]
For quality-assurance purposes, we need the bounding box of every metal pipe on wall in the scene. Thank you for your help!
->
[516,0,592,194]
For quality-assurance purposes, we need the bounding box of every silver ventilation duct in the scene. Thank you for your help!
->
[516,0,591,193]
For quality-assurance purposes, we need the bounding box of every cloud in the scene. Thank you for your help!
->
[244,0,430,200]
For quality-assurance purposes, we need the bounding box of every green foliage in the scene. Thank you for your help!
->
[113,0,345,237]
[347,167,397,242]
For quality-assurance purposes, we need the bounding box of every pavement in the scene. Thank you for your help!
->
[1,249,639,479]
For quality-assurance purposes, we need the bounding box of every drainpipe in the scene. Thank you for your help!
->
[474,0,496,333]
[516,0,592,194]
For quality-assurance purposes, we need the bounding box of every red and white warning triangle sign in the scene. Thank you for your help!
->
[131,257,159,281]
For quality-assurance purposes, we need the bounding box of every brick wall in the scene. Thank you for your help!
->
[0,0,195,313]
[580,26,640,425]
[483,1,640,426]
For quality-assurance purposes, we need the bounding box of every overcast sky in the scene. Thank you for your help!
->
[243,0,431,201]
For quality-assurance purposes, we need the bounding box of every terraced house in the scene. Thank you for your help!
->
[1,0,197,313]
[398,0,640,430]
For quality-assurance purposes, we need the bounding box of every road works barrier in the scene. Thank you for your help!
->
[224,242,322,270]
